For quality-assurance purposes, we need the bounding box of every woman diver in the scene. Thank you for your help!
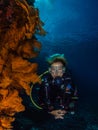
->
[38,54,78,119]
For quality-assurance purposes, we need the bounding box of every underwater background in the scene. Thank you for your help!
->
[13,0,98,130]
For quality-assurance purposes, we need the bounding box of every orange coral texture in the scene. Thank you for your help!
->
[0,0,45,129]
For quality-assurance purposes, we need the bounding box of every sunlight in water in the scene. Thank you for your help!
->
[34,0,53,9]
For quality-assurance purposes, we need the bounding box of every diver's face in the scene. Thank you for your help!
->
[50,62,65,78]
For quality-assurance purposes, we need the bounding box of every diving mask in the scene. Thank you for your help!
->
[49,64,65,77]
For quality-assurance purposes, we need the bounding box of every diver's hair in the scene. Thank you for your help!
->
[50,58,67,66]
[46,54,67,66]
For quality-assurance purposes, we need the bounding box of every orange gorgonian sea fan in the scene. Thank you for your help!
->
[0,0,46,129]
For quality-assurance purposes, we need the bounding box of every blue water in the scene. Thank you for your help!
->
[34,0,98,97]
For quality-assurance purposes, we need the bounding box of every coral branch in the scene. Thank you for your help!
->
[0,0,45,129]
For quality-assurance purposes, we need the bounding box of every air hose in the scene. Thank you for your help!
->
[30,70,49,110]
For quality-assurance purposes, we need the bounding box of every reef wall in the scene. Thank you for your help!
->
[0,0,45,129]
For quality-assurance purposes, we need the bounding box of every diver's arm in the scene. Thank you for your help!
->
[63,74,78,112]
[39,76,52,110]
[38,82,46,106]
[65,74,77,95]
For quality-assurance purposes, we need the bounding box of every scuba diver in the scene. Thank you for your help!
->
[35,54,78,119]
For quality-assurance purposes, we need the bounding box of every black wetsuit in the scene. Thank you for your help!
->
[39,72,78,112]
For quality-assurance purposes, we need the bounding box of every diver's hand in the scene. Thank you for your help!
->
[49,110,67,119]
